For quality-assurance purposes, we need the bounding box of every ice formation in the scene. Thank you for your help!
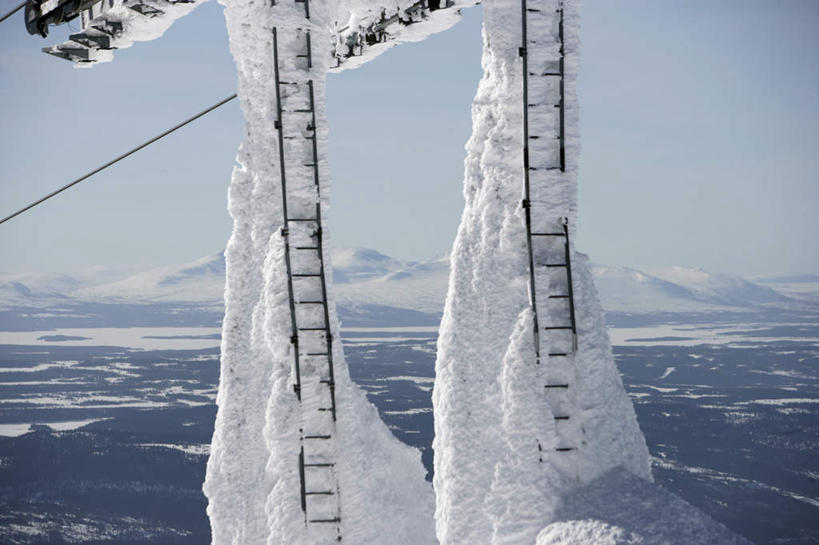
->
[200,1,747,545]
[203,2,473,545]
[432,1,651,544]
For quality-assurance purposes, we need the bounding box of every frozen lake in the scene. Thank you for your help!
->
[0,318,816,544]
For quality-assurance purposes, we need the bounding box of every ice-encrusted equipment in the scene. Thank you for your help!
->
[26,0,461,66]
[25,0,202,64]
[520,0,580,456]
[272,17,342,541]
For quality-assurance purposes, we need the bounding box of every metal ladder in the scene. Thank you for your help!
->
[520,0,580,457]
[272,12,342,540]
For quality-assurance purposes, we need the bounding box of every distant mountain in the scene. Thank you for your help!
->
[752,273,819,304]
[334,254,450,314]
[0,249,811,326]
[590,265,718,313]
[648,266,789,307]
[76,253,227,304]
[0,266,145,306]
[0,272,94,305]
[331,247,405,283]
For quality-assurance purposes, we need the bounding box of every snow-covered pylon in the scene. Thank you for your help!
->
[204,2,438,544]
[432,0,652,543]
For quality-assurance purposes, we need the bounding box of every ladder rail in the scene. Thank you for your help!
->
[520,0,542,365]
[522,0,579,458]
[306,79,338,421]
[557,2,565,171]
[274,23,342,537]
[562,218,578,348]
[273,26,303,399]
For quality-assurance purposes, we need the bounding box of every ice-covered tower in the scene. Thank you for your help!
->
[202,2,447,544]
[432,1,652,543]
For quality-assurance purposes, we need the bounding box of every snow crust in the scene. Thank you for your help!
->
[330,1,478,72]
[535,468,752,545]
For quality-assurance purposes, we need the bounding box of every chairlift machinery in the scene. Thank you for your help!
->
[22,0,457,66]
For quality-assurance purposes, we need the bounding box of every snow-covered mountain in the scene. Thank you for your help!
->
[0,248,809,316]
[648,266,789,308]
[75,253,227,304]
[334,253,451,314]
[753,273,819,304]
[331,247,405,283]
[590,264,791,313]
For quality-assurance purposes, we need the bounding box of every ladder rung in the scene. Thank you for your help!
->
[309,518,340,523]
[544,384,569,389]
[549,295,570,298]
[287,218,318,222]
[543,326,573,330]
[320,379,335,386]
[531,232,565,236]
[304,162,316,167]
[545,264,568,268]
[556,447,576,452]
[307,352,329,356]
[297,301,324,304]
[294,246,319,250]
[305,490,334,495]
[304,435,331,440]
[549,353,569,357]
[554,416,570,420]
[292,273,321,278]
[304,462,334,467]
[299,327,327,331]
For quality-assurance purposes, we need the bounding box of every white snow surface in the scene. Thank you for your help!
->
[432,1,651,544]
[534,468,752,545]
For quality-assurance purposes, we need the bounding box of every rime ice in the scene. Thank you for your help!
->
[202,1,749,544]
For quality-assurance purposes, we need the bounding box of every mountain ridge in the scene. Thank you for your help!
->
[1,248,813,317]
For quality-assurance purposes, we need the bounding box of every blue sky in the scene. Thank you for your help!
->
[0,0,817,277]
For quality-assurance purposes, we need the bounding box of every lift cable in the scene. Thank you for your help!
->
[0,93,238,227]
[0,1,25,24]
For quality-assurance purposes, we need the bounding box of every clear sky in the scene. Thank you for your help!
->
[0,0,817,277]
